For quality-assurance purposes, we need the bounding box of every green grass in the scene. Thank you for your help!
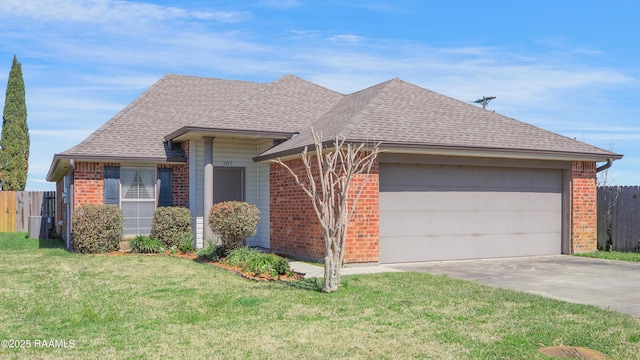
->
[0,232,66,252]
[575,250,640,262]
[1,233,639,359]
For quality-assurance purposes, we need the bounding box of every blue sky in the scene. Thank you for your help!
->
[0,0,638,190]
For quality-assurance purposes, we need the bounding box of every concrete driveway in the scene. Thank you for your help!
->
[387,255,640,317]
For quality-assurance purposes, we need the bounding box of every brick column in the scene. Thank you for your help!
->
[571,161,597,253]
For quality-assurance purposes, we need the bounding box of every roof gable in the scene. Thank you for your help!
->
[259,78,396,155]
[189,74,343,134]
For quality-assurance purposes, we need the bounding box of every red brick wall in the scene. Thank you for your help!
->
[270,158,325,261]
[344,161,379,263]
[73,162,107,208]
[74,158,189,210]
[167,142,190,207]
[270,156,380,263]
[571,161,597,253]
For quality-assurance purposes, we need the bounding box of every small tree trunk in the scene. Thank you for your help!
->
[322,248,340,293]
[272,129,379,293]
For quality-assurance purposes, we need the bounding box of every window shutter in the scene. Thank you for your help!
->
[104,166,120,205]
[157,168,173,207]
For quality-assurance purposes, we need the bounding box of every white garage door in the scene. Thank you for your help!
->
[379,163,562,263]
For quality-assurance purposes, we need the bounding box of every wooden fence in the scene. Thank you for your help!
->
[0,191,55,233]
[597,186,640,252]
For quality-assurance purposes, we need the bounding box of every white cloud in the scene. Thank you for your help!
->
[329,34,364,43]
[0,0,247,24]
[290,43,635,114]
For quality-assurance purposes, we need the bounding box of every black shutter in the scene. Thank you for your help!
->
[157,168,173,207]
[104,166,120,205]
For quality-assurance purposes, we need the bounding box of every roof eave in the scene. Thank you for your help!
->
[165,126,296,142]
[380,143,623,162]
[46,154,187,182]
[46,156,69,182]
[255,141,623,163]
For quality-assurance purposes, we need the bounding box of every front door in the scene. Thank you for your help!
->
[213,167,245,204]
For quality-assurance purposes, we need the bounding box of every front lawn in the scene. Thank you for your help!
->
[1,233,639,359]
[575,250,640,262]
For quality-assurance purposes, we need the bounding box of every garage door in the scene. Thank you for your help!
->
[379,163,562,263]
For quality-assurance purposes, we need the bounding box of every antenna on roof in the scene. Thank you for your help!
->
[472,96,496,109]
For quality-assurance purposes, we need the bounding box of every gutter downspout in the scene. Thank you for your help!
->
[596,159,613,173]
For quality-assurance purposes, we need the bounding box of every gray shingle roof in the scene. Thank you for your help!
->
[59,74,267,160]
[259,78,619,160]
[191,74,343,133]
[52,73,620,180]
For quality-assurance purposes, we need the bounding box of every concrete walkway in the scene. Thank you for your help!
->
[387,255,640,317]
[289,260,402,278]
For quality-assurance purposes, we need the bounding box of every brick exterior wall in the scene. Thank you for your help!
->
[270,156,380,264]
[160,141,190,208]
[344,161,379,263]
[58,143,191,244]
[571,161,597,253]
[73,160,190,210]
[74,162,109,208]
[73,142,189,208]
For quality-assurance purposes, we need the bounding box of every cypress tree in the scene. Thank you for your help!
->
[0,55,29,190]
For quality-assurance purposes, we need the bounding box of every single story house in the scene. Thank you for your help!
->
[46,74,621,263]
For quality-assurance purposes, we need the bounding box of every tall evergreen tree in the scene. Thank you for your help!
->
[0,55,29,190]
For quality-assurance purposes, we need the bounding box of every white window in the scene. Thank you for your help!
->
[120,167,156,236]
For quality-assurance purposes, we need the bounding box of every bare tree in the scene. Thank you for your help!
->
[597,141,616,187]
[273,129,380,293]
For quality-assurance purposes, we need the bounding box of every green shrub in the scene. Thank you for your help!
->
[254,253,291,277]
[72,204,124,254]
[224,247,291,277]
[225,246,255,267]
[196,241,226,262]
[208,201,260,249]
[178,233,194,253]
[130,235,165,254]
[269,254,291,275]
[150,207,193,248]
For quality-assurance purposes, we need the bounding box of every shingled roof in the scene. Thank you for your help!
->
[189,74,343,134]
[57,74,267,161]
[258,78,620,161]
[48,73,620,181]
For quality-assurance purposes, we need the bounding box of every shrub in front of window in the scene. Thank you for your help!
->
[150,206,193,248]
[72,204,124,254]
[208,201,260,249]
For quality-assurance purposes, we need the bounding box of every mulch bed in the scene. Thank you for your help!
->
[103,250,304,281]
[209,261,304,282]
